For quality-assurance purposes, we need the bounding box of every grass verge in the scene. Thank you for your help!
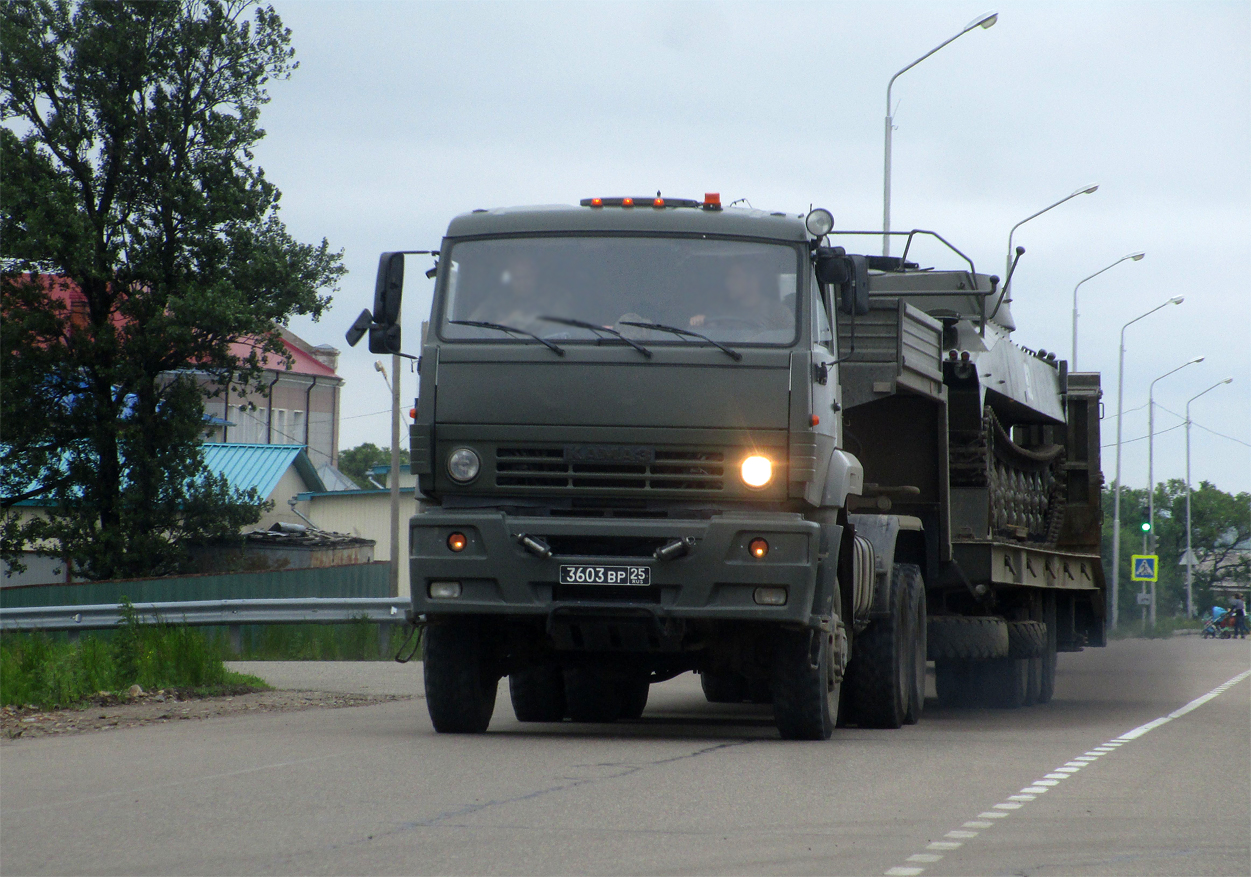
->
[1,604,267,710]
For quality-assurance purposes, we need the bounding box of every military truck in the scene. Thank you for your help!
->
[346,194,1105,740]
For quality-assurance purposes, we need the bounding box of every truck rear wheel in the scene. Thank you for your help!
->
[927,616,1010,660]
[1038,593,1058,703]
[984,657,1028,708]
[902,565,927,725]
[844,564,912,729]
[935,659,981,708]
[423,617,499,733]
[564,668,623,723]
[772,627,839,740]
[509,664,567,722]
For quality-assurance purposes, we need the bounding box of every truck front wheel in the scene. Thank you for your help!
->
[423,617,499,733]
[772,627,839,740]
[510,664,567,722]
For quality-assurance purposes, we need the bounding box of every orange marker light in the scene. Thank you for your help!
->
[653,197,665,208]
[704,192,721,206]
[810,414,820,427]
[590,197,603,207]
[749,538,769,559]
[447,532,467,552]
[409,407,417,419]
[622,197,634,207]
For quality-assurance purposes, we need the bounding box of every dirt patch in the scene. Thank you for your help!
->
[1,687,410,741]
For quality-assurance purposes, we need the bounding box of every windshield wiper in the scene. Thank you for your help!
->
[618,321,742,362]
[539,316,652,358]
[449,320,565,356]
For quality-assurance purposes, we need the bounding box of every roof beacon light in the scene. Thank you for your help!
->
[622,197,635,208]
[704,192,721,209]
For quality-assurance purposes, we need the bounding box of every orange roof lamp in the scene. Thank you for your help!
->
[578,194,723,211]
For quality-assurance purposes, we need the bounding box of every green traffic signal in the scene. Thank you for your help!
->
[1140,522,1151,532]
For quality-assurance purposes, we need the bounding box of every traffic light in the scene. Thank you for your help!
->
[1140,521,1151,533]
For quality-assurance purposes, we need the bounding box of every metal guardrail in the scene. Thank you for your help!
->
[0,598,413,633]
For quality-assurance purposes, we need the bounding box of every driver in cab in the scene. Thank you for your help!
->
[689,258,791,332]
[468,254,559,333]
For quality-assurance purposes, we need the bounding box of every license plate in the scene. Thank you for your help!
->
[559,564,651,586]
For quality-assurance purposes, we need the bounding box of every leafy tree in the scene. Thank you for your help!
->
[1,0,344,579]
[1102,480,1251,622]
[338,443,410,490]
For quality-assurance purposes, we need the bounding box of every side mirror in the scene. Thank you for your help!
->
[373,252,405,326]
[345,308,372,347]
[369,323,401,354]
[815,247,848,285]
[839,254,870,316]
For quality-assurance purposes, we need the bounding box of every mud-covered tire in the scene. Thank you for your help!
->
[772,627,840,740]
[509,664,567,722]
[618,678,650,719]
[935,659,981,708]
[901,565,927,725]
[564,668,622,723]
[844,565,909,729]
[747,677,773,704]
[1007,620,1047,659]
[700,671,746,703]
[927,616,1010,660]
[423,618,499,733]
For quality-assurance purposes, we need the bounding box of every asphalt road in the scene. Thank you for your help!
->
[2,636,1247,876]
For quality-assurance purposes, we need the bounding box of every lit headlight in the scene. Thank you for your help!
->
[447,447,481,483]
[740,455,773,488]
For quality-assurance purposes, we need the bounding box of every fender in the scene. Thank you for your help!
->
[848,513,924,619]
[819,449,864,509]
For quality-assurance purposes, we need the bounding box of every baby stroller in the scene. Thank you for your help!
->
[1202,607,1236,639]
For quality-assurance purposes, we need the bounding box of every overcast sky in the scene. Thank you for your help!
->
[252,0,1250,495]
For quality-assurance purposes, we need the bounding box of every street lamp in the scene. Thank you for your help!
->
[882,11,998,256]
[1146,356,1204,626]
[1185,377,1234,617]
[1005,183,1100,282]
[1071,252,1145,370]
[1111,295,1185,629]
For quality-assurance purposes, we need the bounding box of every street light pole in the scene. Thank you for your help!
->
[1071,252,1145,370]
[1146,356,1204,626]
[1185,377,1234,617]
[1112,296,1185,629]
[1005,184,1099,282]
[883,11,998,256]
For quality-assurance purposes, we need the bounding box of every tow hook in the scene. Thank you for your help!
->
[654,536,696,561]
[517,534,552,559]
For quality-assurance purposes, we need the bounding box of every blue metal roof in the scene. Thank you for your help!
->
[202,444,325,498]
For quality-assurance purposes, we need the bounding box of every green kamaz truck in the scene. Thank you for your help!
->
[347,194,1106,740]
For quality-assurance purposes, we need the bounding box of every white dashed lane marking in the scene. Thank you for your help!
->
[881,667,1251,876]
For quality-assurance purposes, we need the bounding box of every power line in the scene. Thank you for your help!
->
[1155,402,1251,449]
[1102,421,1185,449]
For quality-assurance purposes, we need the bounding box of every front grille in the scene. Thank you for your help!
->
[495,447,725,491]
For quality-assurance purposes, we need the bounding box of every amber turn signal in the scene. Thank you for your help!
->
[749,538,769,559]
[447,532,467,552]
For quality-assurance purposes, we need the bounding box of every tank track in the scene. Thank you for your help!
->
[950,405,1066,546]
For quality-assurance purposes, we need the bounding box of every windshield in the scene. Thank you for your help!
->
[438,236,801,345]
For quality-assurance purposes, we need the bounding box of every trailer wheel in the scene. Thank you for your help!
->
[423,617,499,733]
[564,668,622,723]
[772,626,839,740]
[984,657,1029,708]
[618,677,650,719]
[902,565,927,725]
[844,564,911,729]
[927,616,1010,660]
[700,671,747,703]
[1006,620,1047,658]
[935,660,981,708]
[509,664,567,722]
[1038,593,1058,703]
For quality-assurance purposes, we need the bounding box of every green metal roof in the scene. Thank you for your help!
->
[202,443,325,497]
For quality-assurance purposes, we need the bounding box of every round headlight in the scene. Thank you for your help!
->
[805,208,834,238]
[741,455,773,488]
[447,447,481,483]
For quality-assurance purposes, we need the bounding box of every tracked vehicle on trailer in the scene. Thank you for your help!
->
[347,194,1106,739]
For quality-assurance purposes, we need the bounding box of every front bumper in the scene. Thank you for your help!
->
[409,509,820,627]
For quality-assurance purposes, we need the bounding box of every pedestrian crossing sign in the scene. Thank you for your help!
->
[1131,554,1158,582]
